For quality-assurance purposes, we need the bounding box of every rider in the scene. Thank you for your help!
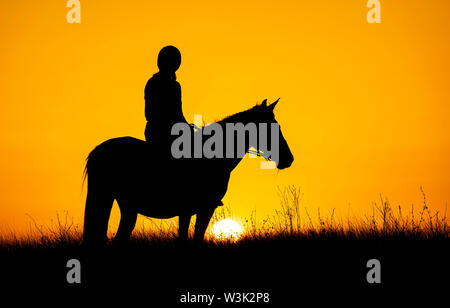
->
[144,45,189,156]
[144,46,223,207]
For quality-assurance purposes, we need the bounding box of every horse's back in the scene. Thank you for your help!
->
[98,136,147,154]
[89,136,148,161]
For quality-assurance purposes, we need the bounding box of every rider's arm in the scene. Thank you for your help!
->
[174,81,188,124]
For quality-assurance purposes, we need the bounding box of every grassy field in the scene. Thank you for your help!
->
[0,186,448,304]
[1,186,447,248]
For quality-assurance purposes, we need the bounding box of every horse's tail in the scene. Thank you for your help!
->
[82,149,94,189]
[82,143,114,246]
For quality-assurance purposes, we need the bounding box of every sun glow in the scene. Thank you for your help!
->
[211,219,244,241]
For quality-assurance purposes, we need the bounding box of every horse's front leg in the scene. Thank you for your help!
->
[114,209,137,245]
[179,214,191,241]
[194,206,216,242]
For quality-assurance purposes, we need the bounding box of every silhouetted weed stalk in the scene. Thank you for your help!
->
[258,185,447,240]
[0,186,447,248]
[1,211,83,249]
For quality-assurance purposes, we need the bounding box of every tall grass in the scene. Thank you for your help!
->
[0,186,448,249]
[0,211,82,250]
[238,185,448,241]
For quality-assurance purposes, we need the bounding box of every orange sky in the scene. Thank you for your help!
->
[1,0,449,234]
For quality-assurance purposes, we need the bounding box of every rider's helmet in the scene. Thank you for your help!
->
[157,46,181,74]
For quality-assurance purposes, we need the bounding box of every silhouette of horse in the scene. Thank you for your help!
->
[83,99,293,245]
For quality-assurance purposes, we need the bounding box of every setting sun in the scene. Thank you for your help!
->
[211,219,244,241]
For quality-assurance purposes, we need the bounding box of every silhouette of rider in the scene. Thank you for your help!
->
[144,46,189,156]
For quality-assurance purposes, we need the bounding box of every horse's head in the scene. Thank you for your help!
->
[250,98,294,170]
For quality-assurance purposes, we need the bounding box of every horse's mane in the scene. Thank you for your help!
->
[208,103,269,159]
[212,104,260,126]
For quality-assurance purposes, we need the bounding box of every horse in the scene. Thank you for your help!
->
[82,98,294,245]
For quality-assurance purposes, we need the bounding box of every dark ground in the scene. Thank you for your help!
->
[0,237,448,305]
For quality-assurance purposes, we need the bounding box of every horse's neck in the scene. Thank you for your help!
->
[216,108,256,173]
[217,108,254,127]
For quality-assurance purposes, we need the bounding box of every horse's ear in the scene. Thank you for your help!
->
[261,99,268,107]
[268,98,280,111]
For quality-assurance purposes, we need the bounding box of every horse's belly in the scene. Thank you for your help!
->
[138,208,178,219]
[115,166,229,218]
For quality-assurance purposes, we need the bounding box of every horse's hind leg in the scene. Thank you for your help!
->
[179,215,191,241]
[194,206,216,242]
[83,187,114,246]
[114,207,137,244]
